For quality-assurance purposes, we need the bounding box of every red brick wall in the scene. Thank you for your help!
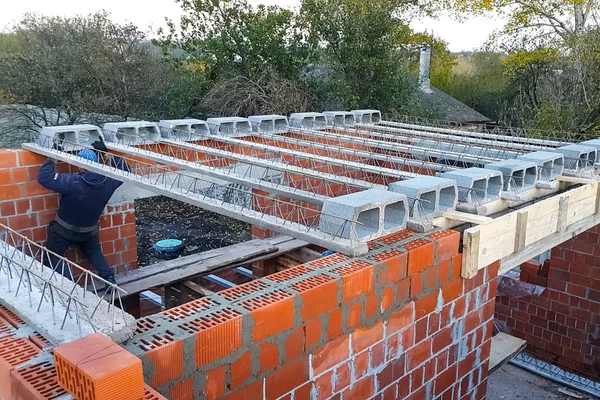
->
[130,229,497,400]
[0,149,138,274]
[494,226,600,378]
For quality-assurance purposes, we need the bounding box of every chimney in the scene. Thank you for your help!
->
[418,43,433,94]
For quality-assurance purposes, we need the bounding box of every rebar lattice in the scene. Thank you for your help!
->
[0,224,132,341]
[24,134,374,256]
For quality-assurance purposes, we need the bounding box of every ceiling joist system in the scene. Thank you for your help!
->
[24,110,600,277]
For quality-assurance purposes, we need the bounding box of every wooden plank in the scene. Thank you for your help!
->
[182,281,214,297]
[514,210,528,253]
[489,333,527,374]
[277,256,302,269]
[500,202,600,275]
[464,181,600,275]
[557,195,569,233]
[116,237,307,297]
[461,229,480,279]
[441,211,494,225]
[556,175,599,184]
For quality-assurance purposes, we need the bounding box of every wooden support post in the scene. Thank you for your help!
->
[461,230,480,279]
[514,210,528,253]
[557,195,569,233]
[164,285,179,309]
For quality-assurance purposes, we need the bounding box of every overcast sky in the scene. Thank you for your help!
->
[1,0,504,52]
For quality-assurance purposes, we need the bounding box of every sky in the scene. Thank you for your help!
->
[0,0,505,52]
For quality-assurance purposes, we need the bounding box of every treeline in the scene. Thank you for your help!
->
[0,2,453,146]
[0,0,599,146]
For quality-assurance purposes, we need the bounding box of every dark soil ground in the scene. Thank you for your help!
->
[135,196,252,267]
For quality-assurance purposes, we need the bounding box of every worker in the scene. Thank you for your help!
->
[37,137,130,285]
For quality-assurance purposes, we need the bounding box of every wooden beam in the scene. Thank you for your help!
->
[116,236,307,298]
[556,175,599,185]
[442,211,494,225]
[182,281,214,297]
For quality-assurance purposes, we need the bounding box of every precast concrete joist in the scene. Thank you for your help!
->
[160,138,380,192]
[440,167,503,204]
[580,139,600,167]
[378,120,570,148]
[106,142,329,205]
[22,144,372,256]
[209,134,419,182]
[319,188,408,241]
[245,129,456,178]
[289,112,327,129]
[37,124,105,152]
[486,159,538,193]
[388,176,458,218]
[248,115,289,134]
[550,144,597,173]
[324,111,356,126]
[207,117,253,137]
[288,126,498,167]
[103,121,161,145]
[352,110,382,125]
[353,124,525,160]
[517,151,565,182]
[159,119,210,141]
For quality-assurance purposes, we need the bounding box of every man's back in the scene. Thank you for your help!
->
[37,155,129,229]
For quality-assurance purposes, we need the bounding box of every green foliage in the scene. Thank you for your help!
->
[437,52,507,120]
[299,0,421,113]
[158,0,309,81]
[0,12,206,124]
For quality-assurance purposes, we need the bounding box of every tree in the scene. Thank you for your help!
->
[158,0,311,116]
[0,12,206,146]
[299,0,421,113]
[455,0,599,45]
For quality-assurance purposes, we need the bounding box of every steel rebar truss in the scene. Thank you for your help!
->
[23,139,371,256]
[0,224,132,343]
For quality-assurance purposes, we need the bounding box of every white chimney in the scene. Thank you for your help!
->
[418,43,433,94]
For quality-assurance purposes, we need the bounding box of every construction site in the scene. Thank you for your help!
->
[1,109,600,400]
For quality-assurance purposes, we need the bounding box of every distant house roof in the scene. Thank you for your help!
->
[417,86,491,124]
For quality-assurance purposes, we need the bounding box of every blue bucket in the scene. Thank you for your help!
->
[153,239,185,260]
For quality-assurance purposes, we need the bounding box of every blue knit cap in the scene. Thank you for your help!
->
[77,149,98,163]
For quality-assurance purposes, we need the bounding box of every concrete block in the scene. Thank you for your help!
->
[159,119,209,141]
[517,151,564,181]
[103,121,161,145]
[323,111,355,126]
[486,159,538,192]
[388,176,458,218]
[319,189,408,242]
[550,144,597,171]
[36,125,104,152]
[289,112,327,129]
[351,109,382,125]
[206,117,252,137]
[580,139,600,167]
[440,168,503,204]
[248,115,289,134]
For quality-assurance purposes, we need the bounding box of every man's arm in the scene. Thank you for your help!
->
[37,159,75,195]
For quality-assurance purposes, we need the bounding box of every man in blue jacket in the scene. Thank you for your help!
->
[37,137,130,284]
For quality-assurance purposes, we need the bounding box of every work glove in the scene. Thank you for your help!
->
[91,136,108,153]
